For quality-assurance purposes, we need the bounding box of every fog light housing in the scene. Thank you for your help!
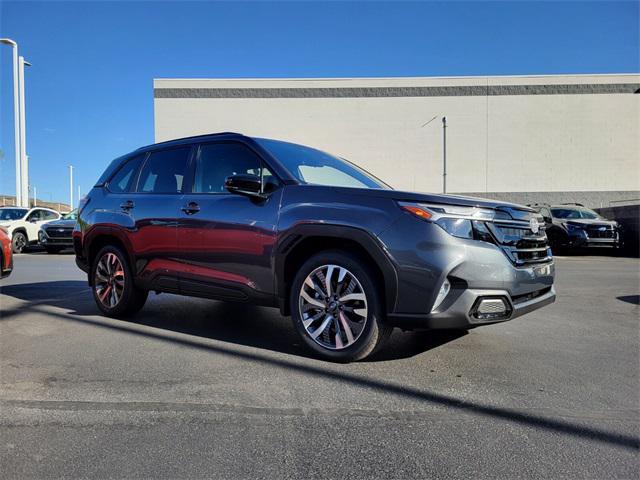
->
[470,296,512,321]
[431,278,451,312]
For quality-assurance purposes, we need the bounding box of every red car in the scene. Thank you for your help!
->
[0,227,13,278]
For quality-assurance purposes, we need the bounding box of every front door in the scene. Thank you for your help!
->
[176,141,281,302]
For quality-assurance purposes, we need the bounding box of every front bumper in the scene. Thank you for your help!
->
[387,285,556,330]
[39,230,74,247]
[380,217,556,330]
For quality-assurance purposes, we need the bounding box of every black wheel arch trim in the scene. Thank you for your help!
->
[274,223,399,316]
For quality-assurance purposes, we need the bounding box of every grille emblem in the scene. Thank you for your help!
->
[58,229,66,233]
[599,226,607,231]
[529,217,540,234]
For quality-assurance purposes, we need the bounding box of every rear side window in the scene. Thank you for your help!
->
[194,142,265,193]
[108,155,144,193]
[137,147,190,194]
[43,210,58,220]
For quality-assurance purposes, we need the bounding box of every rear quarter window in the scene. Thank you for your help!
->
[108,155,145,193]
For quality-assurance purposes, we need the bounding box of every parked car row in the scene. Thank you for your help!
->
[0,206,76,255]
[528,203,623,254]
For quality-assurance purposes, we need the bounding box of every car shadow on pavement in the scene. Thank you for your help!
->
[0,280,465,361]
[617,295,640,305]
[1,280,638,452]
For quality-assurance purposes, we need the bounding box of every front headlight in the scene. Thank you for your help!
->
[398,202,508,241]
[38,229,48,242]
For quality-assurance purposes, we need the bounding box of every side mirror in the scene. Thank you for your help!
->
[224,174,265,199]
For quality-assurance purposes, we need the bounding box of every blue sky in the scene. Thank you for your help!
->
[1,0,638,204]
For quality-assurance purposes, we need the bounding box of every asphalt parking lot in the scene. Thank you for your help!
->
[0,252,638,479]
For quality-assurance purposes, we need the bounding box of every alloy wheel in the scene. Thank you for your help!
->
[13,233,26,253]
[94,252,125,309]
[298,264,368,350]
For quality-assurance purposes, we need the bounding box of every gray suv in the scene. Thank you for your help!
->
[74,133,556,362]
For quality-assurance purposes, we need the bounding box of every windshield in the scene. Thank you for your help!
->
[551,207,601,220]
[62,209,78,220]
[255,138,390,190]
[0,208,28,221]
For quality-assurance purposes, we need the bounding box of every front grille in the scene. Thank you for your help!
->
[44,227,73,239]
[586,226,616,239]
[486,217,552,266]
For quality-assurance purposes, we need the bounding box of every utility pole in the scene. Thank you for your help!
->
[0,39,21,206]
[77,185,81,209]
[442,116,447,194]
[18,56,31,207]
[69,165,74,211]
[33,186,37,206]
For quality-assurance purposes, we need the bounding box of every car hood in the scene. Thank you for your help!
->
[333,187,535,213]
[563,219,617,227]
[43,219,76,228]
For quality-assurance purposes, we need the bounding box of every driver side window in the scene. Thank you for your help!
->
[194,142,276,194]
[27,210,43,222]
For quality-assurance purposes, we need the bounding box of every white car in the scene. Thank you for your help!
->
[0,206,61,253]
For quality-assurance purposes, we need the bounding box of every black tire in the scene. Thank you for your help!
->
[45,247,63,254]
[11,231,27,254]
[290,250,393,362]
[91,245,148,318]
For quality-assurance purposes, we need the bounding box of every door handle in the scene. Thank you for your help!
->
[120,200,135,211]
[181,202,200,215]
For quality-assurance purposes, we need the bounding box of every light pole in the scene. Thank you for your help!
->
[442,116,447,194]
[0,38,21,206]
[18,56,31,207]
[69,165,74,211]
[77,185,81,209]
[421,114,448,193]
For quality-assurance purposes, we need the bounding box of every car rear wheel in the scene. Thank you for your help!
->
[91,245,148,317]
[11,232,27,254]
[290,250,392,362]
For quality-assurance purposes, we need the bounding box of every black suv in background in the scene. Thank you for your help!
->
[74,133,556,362]
[39,209,77,254]
[532,203,621,253]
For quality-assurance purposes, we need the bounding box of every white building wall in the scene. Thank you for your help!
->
[154,75,640,203]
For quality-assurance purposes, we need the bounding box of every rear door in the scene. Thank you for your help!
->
[176,141,281,301]
[113,146,193,292]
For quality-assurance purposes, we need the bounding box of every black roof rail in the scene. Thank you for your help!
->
[560,202,585,207]
[136,132,243,151]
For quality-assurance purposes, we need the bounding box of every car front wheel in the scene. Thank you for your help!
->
[11,232,27,254]
[290,250,392,362]
[91,246,148,317]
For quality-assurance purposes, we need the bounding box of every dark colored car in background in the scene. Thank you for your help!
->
[532,203,621,253]
[0,227,13,278]
[39,209,78,254]
[74,132,556,362]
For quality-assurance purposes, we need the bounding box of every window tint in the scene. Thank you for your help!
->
[109,155,144,193]
[43,210,58,220]
[27,210,44,222]
[194,143,269,194]
[137,147,190,194]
